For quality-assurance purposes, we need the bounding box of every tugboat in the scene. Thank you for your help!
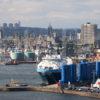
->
[37,54,72,85]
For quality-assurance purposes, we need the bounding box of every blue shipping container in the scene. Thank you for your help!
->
[69,64,76,83]
[96,62,100,77]
[77,62,87,82]
[60,65,70,84]
[77,62,96,82]
[60,64,76,84]
[86,62,96,81]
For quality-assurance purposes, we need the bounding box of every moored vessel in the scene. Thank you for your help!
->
[10,50,24,61]
[24,49,36,61]
[37,54,73,84]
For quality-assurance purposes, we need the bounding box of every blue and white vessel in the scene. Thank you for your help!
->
[37,54,73,84]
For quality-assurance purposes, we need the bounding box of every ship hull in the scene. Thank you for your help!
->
[38,70,61,84]
[5,60,19,65]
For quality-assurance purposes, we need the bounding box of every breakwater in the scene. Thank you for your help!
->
[0,85,100,99]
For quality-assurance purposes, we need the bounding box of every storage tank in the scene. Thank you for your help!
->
[96,61,100,77]
[24,51,35,61]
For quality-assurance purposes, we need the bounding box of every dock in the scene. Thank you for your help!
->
[0,84,100,99]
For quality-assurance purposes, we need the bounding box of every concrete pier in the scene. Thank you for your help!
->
[0,85,100,99]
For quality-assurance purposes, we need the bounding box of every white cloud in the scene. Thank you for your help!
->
[0,0,100,28]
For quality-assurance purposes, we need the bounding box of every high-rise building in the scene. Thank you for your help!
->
[0,27,3,39]
[81,22,97,45]
[14,21,21,28]
[48,24,53,36]
[3,23,7,28]
[9,23,13,28]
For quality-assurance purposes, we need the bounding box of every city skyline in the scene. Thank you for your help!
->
[0,0,100,28]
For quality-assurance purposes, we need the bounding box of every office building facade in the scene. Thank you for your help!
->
[81,22,97,45]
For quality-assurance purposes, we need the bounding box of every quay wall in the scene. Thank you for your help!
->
[0,85,100,99]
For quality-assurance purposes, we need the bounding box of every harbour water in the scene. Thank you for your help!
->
[0,64,99,100]
[0,91,99,100]
[0,64,42,85]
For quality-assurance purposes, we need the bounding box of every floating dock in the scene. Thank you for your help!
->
[0,84,100,99]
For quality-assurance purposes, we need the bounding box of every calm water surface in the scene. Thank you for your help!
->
[0,91,99,100]
[0,64,99,100]
[0,64,42,85]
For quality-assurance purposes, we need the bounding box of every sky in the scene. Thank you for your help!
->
[0,0,100,28]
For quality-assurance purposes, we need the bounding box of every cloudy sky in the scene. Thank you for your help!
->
[0,0,100,28]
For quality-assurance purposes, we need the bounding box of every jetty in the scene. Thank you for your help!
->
[0,84,100,99]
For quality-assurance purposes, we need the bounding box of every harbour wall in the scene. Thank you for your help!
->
[0,85,100,99]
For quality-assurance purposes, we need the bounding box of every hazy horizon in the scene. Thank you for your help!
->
[0,0,100,28]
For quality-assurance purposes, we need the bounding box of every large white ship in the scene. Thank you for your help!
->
[37,54,73,84]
